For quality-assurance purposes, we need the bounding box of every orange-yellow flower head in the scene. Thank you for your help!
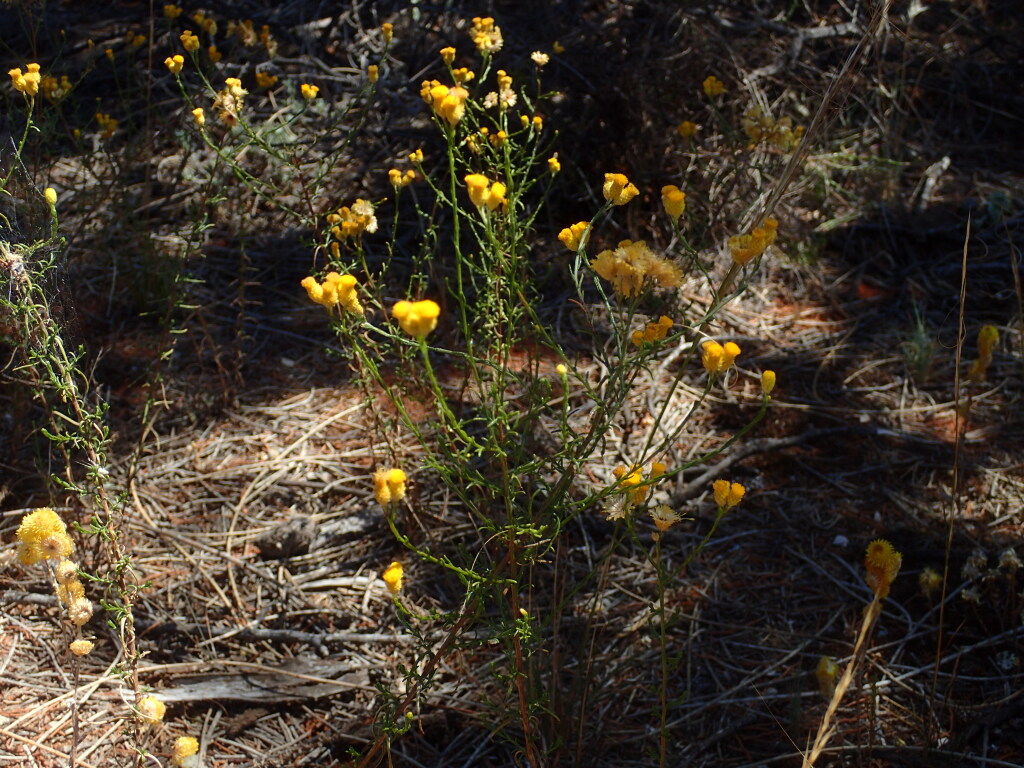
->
[180,30,200,52]
[728,218,778,265]
[676,120,698,141]
[558,221,589,252]
[602,173,639,206]
[650,504,682,532]
[470,16,503,54]
[701,340,741,374]
[69,639,95,657]
[712,480,745,509]
[381,23,393,44]
[373,468,407,508]
[661,185,686,220]
[702,75,725,98]
[164,55,185,74]
[464,174,506,212]
[422,80,469,126]
[9,64,42,96]
[382,561,404,594]
[440,46,456,65]
[138,695,166,725]
[171,736,200,767]
[301,273,363,314]
[761,370,776,396]
[968,324,1000,382]
[392,299,441,339]
[865,539,902,598]
[301,83,319,100]
[631,315,673,346]
[591,240,682,297]
[15,508,74,566]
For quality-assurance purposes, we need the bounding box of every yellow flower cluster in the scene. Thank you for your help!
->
[16,508,72,566]
[558,221,589,251]
[327,199,378,242]
[548,155,561,174]
[590,240,683,297]
[470,16,503,54]
[661,185,686,220]
[164,54,184,74]
[712,480,745,509]
[368,65,379,83]
[382,561,404,594]
[301,83,319,100]
[213,77,247,127]
[607,461,667,520]
[631,315,673,346]
[421,80,470,126]
[8,63,41,96]
[728,218,778,265]
[702,75,726,98]
[382,23,394,44]
[96,112,118,139]
[440,46,456,64]
[191,10,217,35]
[180,30,200,52]
[300,273,363,314]
[138,695,166,725]
[464,174,506,211]
[742,107,804,151]
[865,539,902,599]
[650,504,682,533]
[164,4,183,19]
[602,173,639,206]
[373,468,407,507]
[389,168,416,188]
[392,300,440,339]
[676,120,698,141]
[968,324,999,382]
[452,67,474,84]
[41,74,72,102]
[255,71,278,89]
[171,736,200,768]
[483,69,516,110]
[701,340,741,374]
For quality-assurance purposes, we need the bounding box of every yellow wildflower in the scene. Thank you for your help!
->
[301,83,319,100]
[553,40,565,54]
[490,130,507,147]
[69,639,95,656]
[260,25,277,56]
[105,48,115,62]
[590,240,682,297]
[602,173,639,206]
[452,67,474,84]
[96,112,118,139]
[661,185,686,220]
[701,340,740,374]
[440,46,456,64]
[630,315,673,346]
[676,120,698,141]
[56,579,85,606]
[422,81,469,126]
[164,55,184,74]
[968,324,999,382]
[728,218,778,265]
[702,75,725,98]
[255,71,278,89]
[180,30,200,53]
[556,363,568,377]
[389,168,415,188]
[192,107,205,127]
[548,155,561,174]
[464,174,506,212]
[865,539,902,599]
[373,468,407,507]
[55,559,77,583]
[392,299,441,339]
[532,115,543,132]
[69,597,94,626]
[382,561,404,594]
[712,479,745,509]
[328,199,378,242]
[531,51,550,67]
[8,63,41,96]
[163,4,183,19]
[44,187,57,207]
[368,64,379,83]
[650,505,682,532]
[138,696,166,725]
[301,273,363,314]
[470,16,503,54]
[171,736,199,767]
[558,221,589,252]
[207,45,222,63]
[41,74,72,102]
[761,370,776,396]
[614,465,647,507]
[16,508,74,566]
[381,23,393,44]
[409,148,424,164]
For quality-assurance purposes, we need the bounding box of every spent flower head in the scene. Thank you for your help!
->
[470,16,503,54]
[590,240,682,297]
[865,539,902,599]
